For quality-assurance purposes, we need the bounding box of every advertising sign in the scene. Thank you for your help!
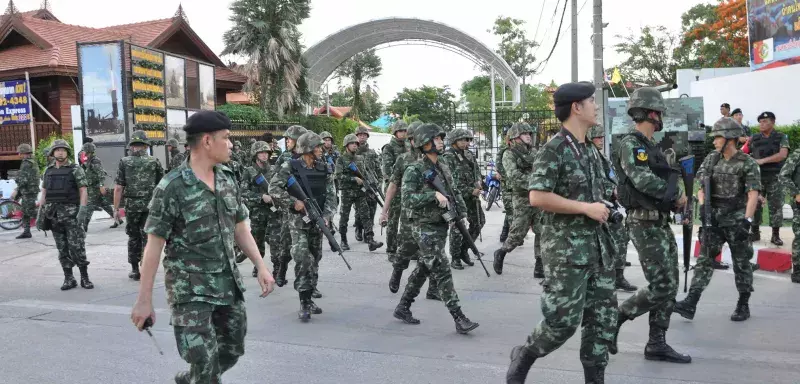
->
[78,42,127,143]
[0,79,31,125]
[747,0,800,70]
[130,45,166,139]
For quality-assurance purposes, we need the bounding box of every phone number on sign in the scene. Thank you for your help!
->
[0,96,29,106]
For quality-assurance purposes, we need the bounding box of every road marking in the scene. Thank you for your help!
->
[0,299,170,315]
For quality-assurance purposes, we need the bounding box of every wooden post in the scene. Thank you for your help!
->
[25,71,36,152]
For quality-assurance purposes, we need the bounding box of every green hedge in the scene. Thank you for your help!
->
[218,104,268,125]
[35,132,73,174]
[703,124,800,156]
[302,115,359,149]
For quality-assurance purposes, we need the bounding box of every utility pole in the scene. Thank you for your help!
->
[571,0,578,82]
[592,0,607,155]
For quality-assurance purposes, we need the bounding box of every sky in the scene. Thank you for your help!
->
[12,0,713,104]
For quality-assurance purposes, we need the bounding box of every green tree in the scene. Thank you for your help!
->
[614,25,686,85]
[388,86,455,128]
[334,49,382,120]
[222,0,311,118]
[490,16,539,108]
[677,0,748,68]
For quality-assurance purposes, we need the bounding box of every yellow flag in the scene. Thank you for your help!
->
[610,68,622,84]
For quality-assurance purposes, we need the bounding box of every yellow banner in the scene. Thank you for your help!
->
[134,114,166,123]
[133,98,165,109]
[133,66,163,79]
[131,47,164,65]
[143,130,166,138]
[132,81,163,94]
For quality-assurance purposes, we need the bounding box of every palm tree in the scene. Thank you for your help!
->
[222,0,310,118]
[335,49,382,120]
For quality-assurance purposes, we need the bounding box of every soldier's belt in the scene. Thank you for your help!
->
[627,209,666,221]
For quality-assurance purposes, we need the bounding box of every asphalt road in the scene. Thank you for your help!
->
[0,209,797,384]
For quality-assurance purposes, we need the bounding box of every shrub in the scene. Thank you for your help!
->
[35,132,73,174]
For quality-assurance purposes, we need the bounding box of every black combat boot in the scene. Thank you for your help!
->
[609,314,628,355]
[174,371,190,384]
[16,227,31,239]
[793,264,800,284]
[673,290,701,320]
[129,263,141,281]
[451,256,464,270]
[533,256,544,278]
[61,268,77,291]
[272,260,281,282]
[644,326,692,363]
[499,217,510,242]
[771,227,783,246]
[750,226,760,242]
[711,259,730,270]
[235,251,248,263]
[298,291,313,322]
[312,288,323,298]
[730,292,751,321]
[78,266,94,289]
[461,245,474,266]
[389,268,403,293]
[340,233,350,251]
[366,235,384,251]
[275,261,288,287]
[307,298,323,315]
[393,298,420,324]
[355,225,363,242]
[493,249,507,275]
[252,266,258,277]
[505,345,537,384]
[450,307,479,334]
[583,365,605,384]
[615,269,637,292]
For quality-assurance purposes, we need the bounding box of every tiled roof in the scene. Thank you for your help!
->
[99,18,174,46]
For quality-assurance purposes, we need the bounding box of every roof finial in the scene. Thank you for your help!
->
[4,0,20,16]
[40,0,51,12]
[173,3,188,24]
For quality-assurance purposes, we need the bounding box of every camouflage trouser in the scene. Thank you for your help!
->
[753,174,784,228]
[448,195,486,260]
[502,181,513,219]
[249,207,282,265]
[20,194,37,230]
[171,300,246,384]
[386,195,402,255]
[689,225,754,294]
[621,217,679,330]
[339,189,373,239]
[500,194,539,253]
[523,226,617,368]
[125,210,148,265]
[400,221,459,311]
[277,217,292,263]
[610,220,629,270]
[84,190,114,230]
[289,218,323,294]
[368,195,378,228]
[793,206,800,277]
[48,204,89,269]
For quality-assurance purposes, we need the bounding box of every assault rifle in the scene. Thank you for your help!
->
[347,162,385,207]
[253,173,278,213]
[286,175,352,270]
[678,155,695,293]
[422,168,490,277]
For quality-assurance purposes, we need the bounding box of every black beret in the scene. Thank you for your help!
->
[184,110,232,134]
[720,103,730,109]
[84,136,94,143]
[731,108,742,115]
[757,111,775,121]
[553,81,595,107]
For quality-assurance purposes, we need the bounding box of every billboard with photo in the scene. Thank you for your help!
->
[77,42,127,143]
[747,0,800,71]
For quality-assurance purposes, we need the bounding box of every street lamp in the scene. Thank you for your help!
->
[693,67,702,81]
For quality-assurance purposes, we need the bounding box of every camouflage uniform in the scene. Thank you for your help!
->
[41,140,94,291]
[115,131,164,279]
[269,132,337,321]
[355,126,383,237]
[781,147,800,283]
[611,87,691,363]
[336,134,382,250]
[167,138,186,171]
[492,123,543,277]
[231,140,245,165]
[675,118,761,322]
[12,143,39,238]
[750,111,789,245]
[81,142,115,231]
[321,131,341,239]
[393,124,479,335]
[381,121,409,259]
[271,125,307,287]
[496,139,513,241]
[240,141,282,277]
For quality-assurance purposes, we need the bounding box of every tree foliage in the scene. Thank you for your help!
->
[387,86,456,127]
[327,86,384,123]
[460,75,551,111]
[490,16,540,107]
[679,0,748,68]
[614,25,683,85]
[334,49,382,120]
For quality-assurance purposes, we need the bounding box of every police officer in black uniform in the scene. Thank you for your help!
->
[748,111,789,245]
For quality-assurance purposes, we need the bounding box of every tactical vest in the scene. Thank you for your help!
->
[750,132,784,173]
[617,133,676,212]
[44,165,80,204]
[290,159,328,212]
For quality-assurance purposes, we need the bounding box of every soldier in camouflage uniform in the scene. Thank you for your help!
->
[81,142,117,231]
[113,131,164,280]
[749,111,789,245]
[381,121,409,260]
[674,118,761,322]
[492,122,544,277]
[270,132,337,321]
[166,138,186,171]
[231,140,244,165]
[11,143,39,239]
[392,123,479,335]
[39,139,94,291]
[336,133,383,251]
[496,126,513,242]
[239,141,282,278]
[588,125,638,292]
[354,126,383,241]
[506,82,617,384]
[610,87,691,364]
[272,125,307,288]
[781,143,800,284]
[320,131,341,243]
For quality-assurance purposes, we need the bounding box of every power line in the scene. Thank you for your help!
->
[532,0,570,74]
[531,0,551,50]
[532,0,563,59]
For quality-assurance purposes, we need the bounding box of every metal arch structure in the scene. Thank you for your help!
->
[303,17,521,105]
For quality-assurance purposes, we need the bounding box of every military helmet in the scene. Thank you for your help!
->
[710,117,744,139]
[82,142,96,153]
[319,131,333,140]
[234,140,242,147]
[285,125,307,141]
[129,130,150,147]
[296,132,324,154]
[588,125,605,139]
[167,138,179,147]
[627,87,666,115]
[414,123,445,149]
[447,128,473,144]
[248,138,256,144]
[17,143,32,154]
[49,139,71,156]
[407,122,421,141]
[343,133,359,147]
[355,126,370,137]
[250,140,271,157]
[508,122,533,140]
[391,120,409,135]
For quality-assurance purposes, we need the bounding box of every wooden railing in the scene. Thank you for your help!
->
[0,123,61,155]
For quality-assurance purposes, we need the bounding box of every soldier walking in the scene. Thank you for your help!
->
[272,125,307,287]
[38,140,94,290]
[610,88,691,364]
[381,121,409,261]
[131,110,274,384]
[506,82,617,384]
[166,138,186,171]
[780,138,800,284]
[113,131,164,280]
[443,128,484,269]
[674,118,760,321]
[492,122,544,277]
[392,123,479,334]
[81,142,119,230]
[496,125,512,242]
[10,143,39,239]
[240,141,281,278]
[336,133,383,251]
[354,126,383,241]
[748,111,788,245]
[321,131,340,242]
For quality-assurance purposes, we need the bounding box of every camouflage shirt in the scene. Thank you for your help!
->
[442,147,481,200]
[382,137,408,182]
[168,148,186,171]
[401,155,466,225]
[268,158,337,221]
[84,156,107,189]
[616,132,683,209]
[698,150,761,227]
[272,149,294,174]
[144,162,248,306]
[496,142,508,177]
[335,151,367,190]
[501,143,537,194]
[356,143,383,181]
[596,152,618,201]
[780,148,800,198]
[392,148,421,219]
[15,157,40,195]
[240,161,276,214]
[115,149,164,213]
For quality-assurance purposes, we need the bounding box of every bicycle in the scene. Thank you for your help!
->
[0,197,24,230]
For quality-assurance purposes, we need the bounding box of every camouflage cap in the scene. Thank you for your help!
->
[710,117,744,139]
[588,125,605,139]
[447,128,472,144]
[391,120,409,134]
[414,123,445,149]
[355,126,370,137]
[285,125,308,140]
[627,87,666,115]
[16,143,32,154]
[343,133,359,147]
[296,132,324,154]
[82,142,96,153]
[508,122,533,140]
[250,140,271,157]
[49,139,71,155]
[319,131,333,140]
[128,130,150,146]
[167,138,179,147]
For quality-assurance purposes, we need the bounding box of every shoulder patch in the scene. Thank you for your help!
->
[634,148,648,163]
